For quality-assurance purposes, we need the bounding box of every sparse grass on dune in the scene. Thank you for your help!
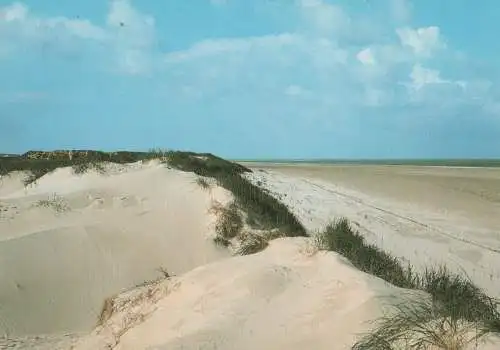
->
[194,176,212,191]
[235,229,285,255]
[0,150,158,185]
[164,151,307,237]
[353,296,492,350]
[33,193,70,213]
[313,219,500,348]
[71,159,107,175]
[209,200,244,246]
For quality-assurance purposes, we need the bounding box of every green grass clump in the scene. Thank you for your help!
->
[315,218,418,289]
[314,219,500,348]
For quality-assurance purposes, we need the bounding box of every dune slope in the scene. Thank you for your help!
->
[0,161,231,336]
[74,238,408,350]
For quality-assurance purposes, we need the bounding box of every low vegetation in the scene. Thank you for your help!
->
[194,176,212,191]
[235,229,285,255]
[162,150,307,237]
[209,200,244,247]
[313,219,500,349]
[0,150,153,186]
[32,193,70,213]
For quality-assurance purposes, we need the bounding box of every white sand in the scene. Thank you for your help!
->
[0,161,231,336]
[1,162,499,349]
[243,166,500,299]
[73,238,410,350]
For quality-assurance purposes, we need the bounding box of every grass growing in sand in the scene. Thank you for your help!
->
[33,193,70,213]
[313,219,500,349]
[209,200,243,247]
[0,150,153,185]
[162,150,306,237]
[194,176,212,191]
[208,198,286,254]
[72,159,107,175]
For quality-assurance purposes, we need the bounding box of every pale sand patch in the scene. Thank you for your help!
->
[72,238,413,350]
[242,165,500,299]
[0,161,231,336]
[0,171,26,197]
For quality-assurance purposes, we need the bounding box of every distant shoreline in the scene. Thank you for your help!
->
[236,159,500,168]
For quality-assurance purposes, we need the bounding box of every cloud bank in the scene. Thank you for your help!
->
[1,0,499,158]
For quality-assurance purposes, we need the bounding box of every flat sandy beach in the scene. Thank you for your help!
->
[242,163,500,298]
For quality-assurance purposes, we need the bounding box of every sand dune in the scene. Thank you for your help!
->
[0,161,231,336]
[1,160,499,349]
[73,238,407,350]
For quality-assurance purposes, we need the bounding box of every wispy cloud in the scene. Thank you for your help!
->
[1,0,499,157]
[0,0,156,74]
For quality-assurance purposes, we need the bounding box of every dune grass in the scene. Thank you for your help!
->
[0,150,154,185]
[209,200,244,247]
[194,176,212,191]
[163,150,307,237]
[313,219,500,348]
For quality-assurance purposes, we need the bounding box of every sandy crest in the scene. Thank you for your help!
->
[0,161,231,336]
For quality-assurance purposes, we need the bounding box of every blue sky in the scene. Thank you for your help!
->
[1,0,499,159]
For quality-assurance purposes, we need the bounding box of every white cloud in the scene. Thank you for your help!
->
[0,2,107,41]
[0,0,489,117]
[106,0,156,74]
[408,64,466,92]
[396,26,443,57]
[357,47,376,65]
[0,2,28,22]
[409,64,444,89]
[0,0,155,74]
